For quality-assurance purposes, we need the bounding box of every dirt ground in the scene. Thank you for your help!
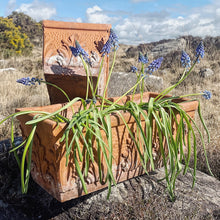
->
[0,137,219,220]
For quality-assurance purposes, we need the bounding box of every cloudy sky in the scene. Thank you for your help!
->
[0,0,220,45]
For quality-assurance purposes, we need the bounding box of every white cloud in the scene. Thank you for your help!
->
[85,2,220,45]
[86,5,120,24]
[16,0,56,21]
[6,0,16,15]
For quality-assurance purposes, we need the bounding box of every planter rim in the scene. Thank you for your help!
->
[16,92,199,129]
[43,20,111,31]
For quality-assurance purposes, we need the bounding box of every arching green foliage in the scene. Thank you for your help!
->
[0,17,33,58]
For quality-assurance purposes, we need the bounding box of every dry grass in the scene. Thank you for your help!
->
[0,47,50,140]
[0,37,219,180]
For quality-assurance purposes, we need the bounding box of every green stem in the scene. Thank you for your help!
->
[140,63,145,103]
[155,57,199,101]
[109,75,145,109]
[42,81,71,102]
[80,54,94,99]
[101,50,117,110]
[41,81,75,114]
[179,93,203,99]
[94,56,105,95]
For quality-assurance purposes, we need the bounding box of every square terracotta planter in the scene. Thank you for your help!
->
[16,92,198,202]
[43,20,111,104]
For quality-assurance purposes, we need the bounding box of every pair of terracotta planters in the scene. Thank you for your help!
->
[16,20,199,202]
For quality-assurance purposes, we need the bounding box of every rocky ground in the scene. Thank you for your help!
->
[0,137,219,220]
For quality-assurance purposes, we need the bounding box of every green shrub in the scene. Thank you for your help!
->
[0,17,33,58]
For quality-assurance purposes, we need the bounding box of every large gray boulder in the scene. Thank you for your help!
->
[150,38,187,57]
[108,72,163,97]
[0,140,219,219]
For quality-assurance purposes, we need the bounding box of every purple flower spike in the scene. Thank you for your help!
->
[70,40,90,64]
[181,51,191,68]
[146,57,163,74]
[196,41,205,60]
[138,52,148,64]
[202,90,212,100]
[16,77,42,86]
[101,28,119,56]
[100,38,112,57]
[130,65,138,73]
[17,77,32,86]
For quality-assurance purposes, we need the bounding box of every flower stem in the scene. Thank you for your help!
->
[111,75,145,108]
[94,56,105,95]
[101,50,117,110]
[155,57,199,101]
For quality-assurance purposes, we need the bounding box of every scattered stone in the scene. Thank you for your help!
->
[199,68,214,78]
[0,68,16,73]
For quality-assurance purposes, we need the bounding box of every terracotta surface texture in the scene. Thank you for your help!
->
[16,92,198,202]
[43,20,111,104]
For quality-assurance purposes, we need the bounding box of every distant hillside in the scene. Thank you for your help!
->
[113,35,220,73]
[0,12,43,58]
[7,11,43,46]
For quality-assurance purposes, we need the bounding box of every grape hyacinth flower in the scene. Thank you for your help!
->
[101,28,119,57]
[138,52,148,64]
[196,41,205,63]
[70,40,90,63]
[17,77,42,86]
[100,39,112,57]
[146,57,163,74]
[109,28,119,47]
[85,98,97,105]
[130,65,138,73]
[181,51,191,68]
[202,90,212,100]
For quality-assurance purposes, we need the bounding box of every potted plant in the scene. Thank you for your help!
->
[0,29,212,202]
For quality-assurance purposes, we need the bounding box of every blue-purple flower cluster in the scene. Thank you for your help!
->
[138,52,148,64]
[130,56,163,77]
[101,28,119,57]
[196,41,205,59]
[130,65,138,73]
[202,90,212,100]
[181,51,191,68]
[70,40,90,63]
[16,77,42,86]
[85,97,97,105]
[146,57,163,74]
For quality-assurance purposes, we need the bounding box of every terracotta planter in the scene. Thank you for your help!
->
[43,20,111,104]
[16,92,198,202]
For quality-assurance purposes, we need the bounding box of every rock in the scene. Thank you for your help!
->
[108,72,163,97]
[0,136,220,219]
[199,68,214,78]
[0,68,16,73]
[108,72,136,97]
[42,168,220,219]
[150,38,186,57]
[144,74,163,91]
